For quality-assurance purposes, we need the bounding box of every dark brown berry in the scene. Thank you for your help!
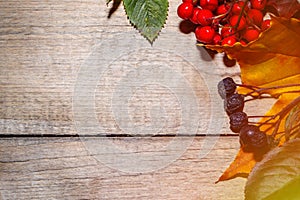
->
[218,77,237,99]
[224,93,244,115]
[229,112,248,133]
[239,125,269,152]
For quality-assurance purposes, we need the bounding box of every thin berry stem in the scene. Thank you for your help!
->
[254,83,300,92]
[242,83,300,96]
[258,96,300,137]
[243,9,261,31]
[244,95,275,102]
[287,122,300,140]
[248,115,274,118]
[276,122,300,136]
[233,0,249,30]
[236,83,260,89]
[236,83,300,102]
[248,121,274,125]
[275,96,300,120]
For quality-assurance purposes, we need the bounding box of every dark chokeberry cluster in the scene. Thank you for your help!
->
[177,0,271,45]
[218,77,270,155]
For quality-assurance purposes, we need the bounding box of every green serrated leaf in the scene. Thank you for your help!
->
[245,139,300,200]
[123,0,168,44]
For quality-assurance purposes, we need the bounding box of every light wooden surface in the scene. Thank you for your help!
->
[0,0,243,136]
[0,137,246,200]
[0,0,275,199]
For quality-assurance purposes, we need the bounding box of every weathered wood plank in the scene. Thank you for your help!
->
[0,136,245,200]
[0,1,275,200]
[0,0,273,136]
[0,0,197,27]
[0,0,246,136]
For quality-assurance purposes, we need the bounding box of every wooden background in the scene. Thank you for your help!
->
[0,0,275,199]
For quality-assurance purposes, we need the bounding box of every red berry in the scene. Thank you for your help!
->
[221,24,238,38]
[213,33,222,44]
[261,19,271,31]
[222,36,237,46]
[242,28,260,42]
[216,4,229,16]
[250,0,267,10]
[195,26,216,43]
[232,1,249,15]
[197,9,214,26]
[182,0,198,6]
[189,7,201,24]
[200,0,218,11]
[230,15,247,30]
[247,9,263,26]
[177,2,194,20]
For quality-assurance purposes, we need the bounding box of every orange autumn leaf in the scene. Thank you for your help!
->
[208,17,300,182]
[217,148,256,182]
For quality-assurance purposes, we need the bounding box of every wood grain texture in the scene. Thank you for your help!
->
[0,136,246,200]
[0,0,277,199]
[0,0,274,136]
[0,0,244,136]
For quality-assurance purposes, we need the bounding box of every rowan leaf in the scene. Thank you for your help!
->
[213,17,300,182]
[245,139,300,200]
[123,0,169,44]
[267,0,300,18]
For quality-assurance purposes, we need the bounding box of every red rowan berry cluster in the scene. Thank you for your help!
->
[177,0,271,45]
